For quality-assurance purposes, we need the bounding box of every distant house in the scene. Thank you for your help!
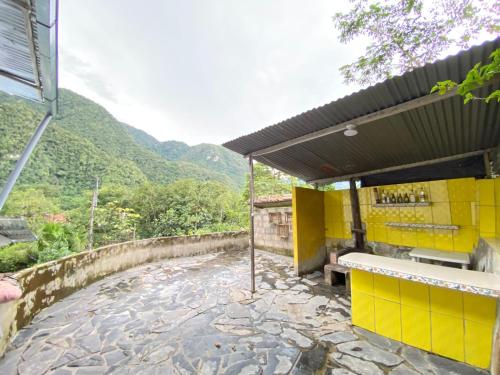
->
[254,194,293,256]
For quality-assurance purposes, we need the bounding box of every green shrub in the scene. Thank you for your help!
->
[0,242,37,273]
[34,223,83,263]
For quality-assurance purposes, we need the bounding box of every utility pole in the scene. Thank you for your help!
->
[88,177,99,250]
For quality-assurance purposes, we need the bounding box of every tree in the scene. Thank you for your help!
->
[432,48,500,103]
[333,0,499,85]
[243,163,294,201]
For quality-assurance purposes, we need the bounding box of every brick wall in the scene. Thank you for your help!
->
[254,207,293,256]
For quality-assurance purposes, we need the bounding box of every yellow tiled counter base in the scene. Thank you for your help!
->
[350,269,496,369]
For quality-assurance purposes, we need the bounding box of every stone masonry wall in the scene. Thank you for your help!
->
[254,207,293,257]
[0,231,249,357]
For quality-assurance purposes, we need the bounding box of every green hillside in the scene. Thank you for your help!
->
[0,89,246,195]
[124,128,247,187]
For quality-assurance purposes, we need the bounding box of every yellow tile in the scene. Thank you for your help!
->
[343,222,352,239]
[401,305,431,351]
[429,180,449,202]
[374,223,387,243]
[351,269,373,295]
[497,206,500,237]
[342,190,351,205]
[416,228,434,249]
[385,207,400,222]
[375,298,401,341]
[400,279,429,309]
[358,188,370,205]
[464,320,494,369]
[360,204,368,222]
[463,293,496,324]
[332,221,344,239]
[452,226,475,253]
[430,286,463,318]
[351,290,375,331]
[431,312,464,362]
[415,206,432,223]
[448,178,476,202]
[450,202,472,226]
[432,203,451,225]
[401,228,418,247]
[434,229,454,251]
[399,207,416,223]
[343,206,353,222]
[387,227,402,246]
[479,206,495,234]
[478,179,495,206]
[374,274,400,302]
[494,178,500,206]
[366,222,374,242]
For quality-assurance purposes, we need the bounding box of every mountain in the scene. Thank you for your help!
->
[124,127,247,186]
[0,89,246,195]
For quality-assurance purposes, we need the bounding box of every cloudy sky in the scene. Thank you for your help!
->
[58,1,493,146]
[59,0,370,145]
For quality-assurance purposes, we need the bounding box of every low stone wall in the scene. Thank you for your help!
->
[0,231,249,357]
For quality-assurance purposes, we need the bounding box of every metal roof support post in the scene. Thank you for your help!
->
[349,179,365,250]
[0,112,53,210]
[249,155,256,293]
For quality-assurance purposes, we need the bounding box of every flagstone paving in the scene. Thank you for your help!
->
[0,250,490,374]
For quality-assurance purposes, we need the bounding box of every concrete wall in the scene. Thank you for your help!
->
[292,187,325,275]
[0,231,248,357]
[254,206,293,256]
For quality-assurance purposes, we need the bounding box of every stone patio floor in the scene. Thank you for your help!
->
[0,250,490,375]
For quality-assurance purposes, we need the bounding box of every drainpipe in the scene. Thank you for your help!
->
[248,155,256,293]
[0,112,53,211]
[349,178,365,250]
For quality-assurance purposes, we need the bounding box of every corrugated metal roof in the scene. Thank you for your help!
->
[223,38,500,183]
[0,0,58,113]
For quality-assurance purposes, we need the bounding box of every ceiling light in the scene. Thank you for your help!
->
[343,124,358,137]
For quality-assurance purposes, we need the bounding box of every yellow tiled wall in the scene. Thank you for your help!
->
[350,269,496,368]
[324,190,351,240]
[357,177,500,253]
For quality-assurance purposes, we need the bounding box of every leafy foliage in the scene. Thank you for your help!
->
[333,0,499,85]
[0,89,246,195]
[33,223,83,263]
[0,243,36,273]
[431,48,500,103]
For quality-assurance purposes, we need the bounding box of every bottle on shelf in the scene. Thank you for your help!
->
[397,193,403,203]
[409,190,416,203]
[419,187,426,203]
[404,193,410,203]
[390,193,396,203]
[373,188,381,204]
[381,190,387,204]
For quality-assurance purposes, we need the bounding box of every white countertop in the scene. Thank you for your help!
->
[409,248,470,264]
[339,252,500,298]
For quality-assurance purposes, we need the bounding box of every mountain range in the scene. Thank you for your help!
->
[0,89,247,195]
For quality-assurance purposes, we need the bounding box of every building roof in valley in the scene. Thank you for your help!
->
[223,38,500,185]
[0,217,36,247]
[254,194,292,208]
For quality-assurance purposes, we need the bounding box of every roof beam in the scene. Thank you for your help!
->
[308,149,491,185]
[247,79,500,158]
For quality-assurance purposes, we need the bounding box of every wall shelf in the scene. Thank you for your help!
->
[385,222,459,230]
[373,202,431,207]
